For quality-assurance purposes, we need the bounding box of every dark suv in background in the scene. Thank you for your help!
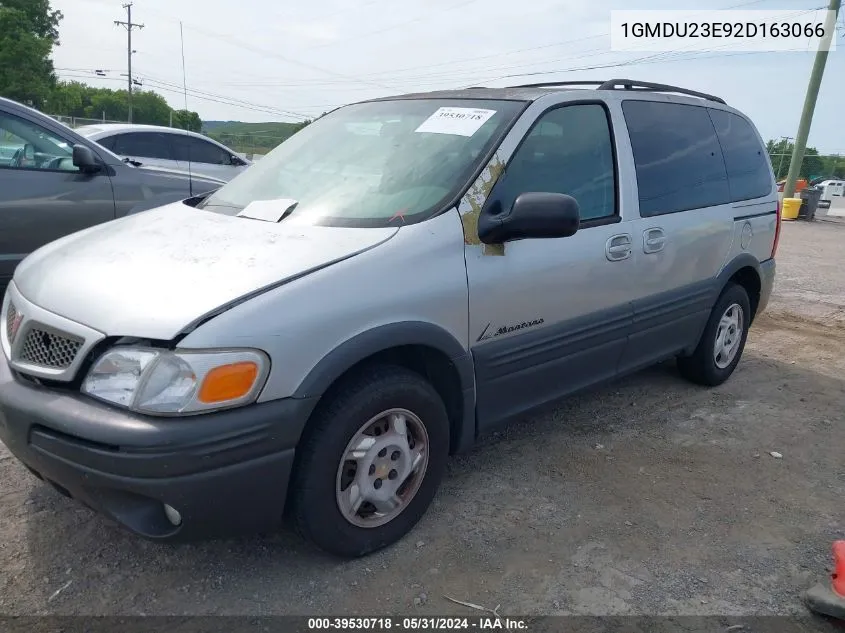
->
[0,97,223,292]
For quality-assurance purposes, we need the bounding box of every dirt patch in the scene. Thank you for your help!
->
[768,220,845,327]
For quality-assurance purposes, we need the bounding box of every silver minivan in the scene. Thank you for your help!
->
[0,80,779,557]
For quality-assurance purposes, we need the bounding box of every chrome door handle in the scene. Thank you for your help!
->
[606,234,632,261]
[643,228,666,254]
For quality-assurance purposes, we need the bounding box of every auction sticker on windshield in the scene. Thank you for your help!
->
[415,107,497,137]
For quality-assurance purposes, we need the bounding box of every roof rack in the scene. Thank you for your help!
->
[506,80,607,89]
[598,79,726,104]
[504,78,726,104]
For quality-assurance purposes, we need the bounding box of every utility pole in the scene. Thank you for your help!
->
[114,3,144,123]
[783,0,841,198]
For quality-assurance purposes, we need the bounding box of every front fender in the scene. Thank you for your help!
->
[292,321,476,454]
[293,321,473,398]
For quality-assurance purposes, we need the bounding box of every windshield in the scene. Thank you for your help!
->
[200,98,524,227]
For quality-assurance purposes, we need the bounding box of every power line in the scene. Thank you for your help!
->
[59,0,832,122]
[55,45,785,121]
[307,0,779,66]
[114,2,144,123]
[138,82,307,118]
[123,0,794,94]
[472,5,826,87]
[350,34,608,80]
[301,0,384,23]
[138,73,311,119]
[70,0,802,107]
[304,0,481,51]
[133,5,396,90]
[55,71,311,120]
[57,64,313,119]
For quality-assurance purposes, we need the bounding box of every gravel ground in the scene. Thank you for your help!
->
[767,215,845,327]
[0,221,843,617]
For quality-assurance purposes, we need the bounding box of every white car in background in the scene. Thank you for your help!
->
[76,124,251,182]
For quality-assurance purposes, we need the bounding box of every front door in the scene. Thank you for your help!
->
[463,101,638,431]
[0,110,115,292]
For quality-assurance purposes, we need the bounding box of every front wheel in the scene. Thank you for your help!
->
[291,365,450,557]
[678,283,751,386]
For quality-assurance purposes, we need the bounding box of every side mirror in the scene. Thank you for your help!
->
[478,192,580,244]
[23,144,35,161]
[72,144,101,173]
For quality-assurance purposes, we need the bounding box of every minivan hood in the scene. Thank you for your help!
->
[14,203,397,340]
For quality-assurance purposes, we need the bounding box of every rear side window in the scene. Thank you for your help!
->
[622,100,730,217]
[112,133,174,160]
[171,136,232,165]
[708,110,772,201]
[96,136,118,152]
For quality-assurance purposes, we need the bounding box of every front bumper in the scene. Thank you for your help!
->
[0,352,317,540]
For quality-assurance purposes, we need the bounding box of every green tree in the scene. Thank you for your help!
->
[131,90,172,125]
[49,81,201,128]
[1,0,61,39]
[86,88,128,121]
[819,155,845,179]
[48,79,84,114]
[0,0,62,108]
[766,138,824,180]
[172,109,202,132]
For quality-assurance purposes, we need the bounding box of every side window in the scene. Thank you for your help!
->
[491,104,616,222]
[622,100,730,217]
[96,136,118,152]
[171,135,231,165]
[0,112,77,172]
[708,110,772,201]
[113,133,173,160]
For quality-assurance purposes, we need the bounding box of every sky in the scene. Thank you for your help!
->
[51,0,845,153]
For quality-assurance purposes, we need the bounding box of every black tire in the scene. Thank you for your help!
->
[290,364,450,558]
[677,283,751,386]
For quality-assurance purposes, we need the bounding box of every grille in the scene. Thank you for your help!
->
[5,302,16,341]
[19,327,83,369]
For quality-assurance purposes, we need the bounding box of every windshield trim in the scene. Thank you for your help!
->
[198,97,532,228]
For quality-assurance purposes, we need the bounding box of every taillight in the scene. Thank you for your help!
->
[771,200,782,258]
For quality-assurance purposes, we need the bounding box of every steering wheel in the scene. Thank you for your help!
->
[44,156,76,170]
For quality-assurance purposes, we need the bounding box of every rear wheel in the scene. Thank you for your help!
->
[678,283,751,386]
[291,365,449,557]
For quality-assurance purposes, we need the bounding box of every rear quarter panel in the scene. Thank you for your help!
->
[718,111,778,274]
[724,200,778,268]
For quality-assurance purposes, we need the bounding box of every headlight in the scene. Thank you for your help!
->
[82,347,269,415]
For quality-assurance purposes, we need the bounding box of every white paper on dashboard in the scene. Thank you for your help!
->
[414,107,497,137]
[237,198,299,222]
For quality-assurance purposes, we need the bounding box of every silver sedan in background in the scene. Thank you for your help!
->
[76,124,251,182]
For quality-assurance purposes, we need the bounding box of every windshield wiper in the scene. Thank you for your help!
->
[122,157,143,167]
